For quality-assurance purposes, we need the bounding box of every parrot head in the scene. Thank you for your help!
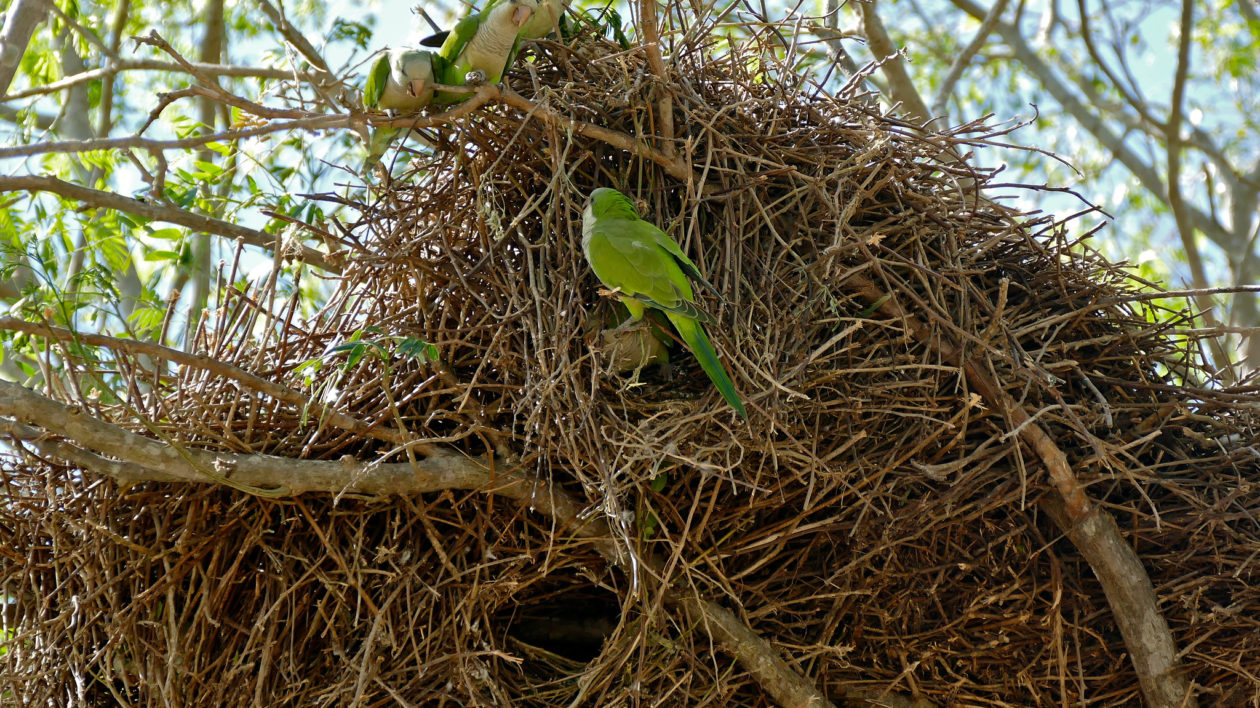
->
[493,0,539,29]
[584,188,641,230]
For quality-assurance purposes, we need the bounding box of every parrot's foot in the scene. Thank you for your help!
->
[609,315,646,334]
[464,69,487,86]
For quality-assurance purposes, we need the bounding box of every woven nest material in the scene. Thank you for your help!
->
[4,18,1260,708]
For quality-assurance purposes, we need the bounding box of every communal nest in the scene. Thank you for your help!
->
[3,15,1260,708]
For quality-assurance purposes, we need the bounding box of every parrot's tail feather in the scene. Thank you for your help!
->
[669,314,748,419]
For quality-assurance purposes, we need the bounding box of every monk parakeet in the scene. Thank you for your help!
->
[581,188,748,419]
[430,0,538,104]
[362,48,441,170]
[422,0,563,47]
[364,48,438,112]
[519,0,569,38]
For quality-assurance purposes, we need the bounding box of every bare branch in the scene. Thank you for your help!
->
[252,0,340,89]
[1163,0,1235,381]
[858,0,933,124]
[0,316,419,448]
[0,379,484,494]
[0,175,342,273]
[2,59,320,102]
[0,113,351,159]
[931,0,1010,119]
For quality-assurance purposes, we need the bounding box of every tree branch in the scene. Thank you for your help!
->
[931,0,1010,118]
[0,0,45,96]
[252,0,340,91]
[0,175,342,273]
[0,316,417,448]
[1164,0,1235,382]
[947,0,1236,252]
[2,59,320,102]
[858,0,933,124]
[0,379,485,494]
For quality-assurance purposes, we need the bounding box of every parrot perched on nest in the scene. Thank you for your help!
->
[581,187,748,419]
[518,0,568,38]
[361,48,440,170]
[423,0,565,47]
[430,0,539,105]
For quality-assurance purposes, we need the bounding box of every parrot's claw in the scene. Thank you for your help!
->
[464,69,487,86]
[610,316,647,334]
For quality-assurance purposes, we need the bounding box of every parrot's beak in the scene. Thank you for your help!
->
[512,4,533,27]
[407,79,427,97]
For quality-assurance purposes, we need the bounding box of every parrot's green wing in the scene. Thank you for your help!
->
[585,219,712,322]
[647,228,723,299]
[363,53,392,109]
[437,12,485,78]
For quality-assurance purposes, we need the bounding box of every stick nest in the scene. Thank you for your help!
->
[3,21,1259,707]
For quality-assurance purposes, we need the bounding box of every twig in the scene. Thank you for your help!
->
[132,31,310,120]
[497,86,692,182]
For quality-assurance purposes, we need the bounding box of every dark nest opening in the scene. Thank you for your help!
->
[3,15,1259,708]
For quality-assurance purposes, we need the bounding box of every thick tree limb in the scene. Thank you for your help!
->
[0,175,341,274]
[0,379,476,495]
[0,317,418,447]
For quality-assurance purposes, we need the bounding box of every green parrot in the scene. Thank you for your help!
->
[421,0,563,47]
[431,0,538,105]
[518,0,569,38]
[363,48,439,112]
[581,188,748,419]
[362,48,441,170]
